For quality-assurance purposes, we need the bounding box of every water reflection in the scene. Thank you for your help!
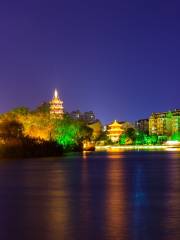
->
[79,156,92,237]
[105,152,128,239]
[0,160,74,240]
[0,152,179,240]
[131,165,148,240]
[45,166,71,239]
[165,155,180,239]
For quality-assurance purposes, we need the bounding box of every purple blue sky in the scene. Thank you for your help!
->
[0,0,179,123]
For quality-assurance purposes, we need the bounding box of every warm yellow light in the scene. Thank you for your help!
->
[54,89,58,98]
[165,140,180,146]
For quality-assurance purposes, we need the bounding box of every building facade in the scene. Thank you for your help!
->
[107,120,124,142]
[50,89,64,118]
[83,111,96,123]
[135,119,149,134]
[149,109,180,136]
[69,110,96,124]
[70,110,81,120]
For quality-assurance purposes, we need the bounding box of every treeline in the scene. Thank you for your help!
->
[119,128,165,145]
[119,127,180,145]
[0,137,63,158]
[97,126,178,146]
[0,106,94,158]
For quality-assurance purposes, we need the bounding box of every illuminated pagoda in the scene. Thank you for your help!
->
[107,120,123,142]
[50,89,64,118]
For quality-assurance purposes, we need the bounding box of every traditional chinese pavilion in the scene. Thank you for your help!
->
[107,120,123,142]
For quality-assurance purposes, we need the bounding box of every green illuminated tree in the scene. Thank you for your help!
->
[126,128,136,141]
[52,119,92,150]
[171,132,180,141]
[134,131,145,145]
[119,133,127,145]
[150,134,158,144]
[119,133,132,145]
[143,134,158,145]
[119,127,136,145]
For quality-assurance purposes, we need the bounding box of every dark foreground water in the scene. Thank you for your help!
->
[0,151,179,240]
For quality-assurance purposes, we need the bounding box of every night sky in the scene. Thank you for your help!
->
[0,0,179,124]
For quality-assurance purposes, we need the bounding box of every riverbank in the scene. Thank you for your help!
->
[95,145,180,151]
[0,138,64,159]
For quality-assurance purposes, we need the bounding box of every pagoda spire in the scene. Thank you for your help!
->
[50,88,64,119]
[54,88,59,98]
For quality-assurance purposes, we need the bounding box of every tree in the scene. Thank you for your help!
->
[11,107,30,115]
[88,120,103,140]
[135,132,158,145]
[171,132,180,141]
[134,131,145,145]
[158,135,168,144]
[126,128,136,141]
[33,102,50,114]
[20,112,53,140]
[52,118,92,150]
[119,133,128,145]
[150,134,158,144]
[119,127,136,145]
[0,120,23,140]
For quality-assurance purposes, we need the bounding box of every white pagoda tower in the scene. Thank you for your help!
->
[50,89,64,119]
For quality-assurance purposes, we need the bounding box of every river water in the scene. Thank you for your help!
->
[0,151,179,240]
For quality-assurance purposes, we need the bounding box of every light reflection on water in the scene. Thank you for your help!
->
[0,151,179,240]
[105,154,127,239]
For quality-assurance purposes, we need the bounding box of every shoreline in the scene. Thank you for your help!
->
[95,145,180,151]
